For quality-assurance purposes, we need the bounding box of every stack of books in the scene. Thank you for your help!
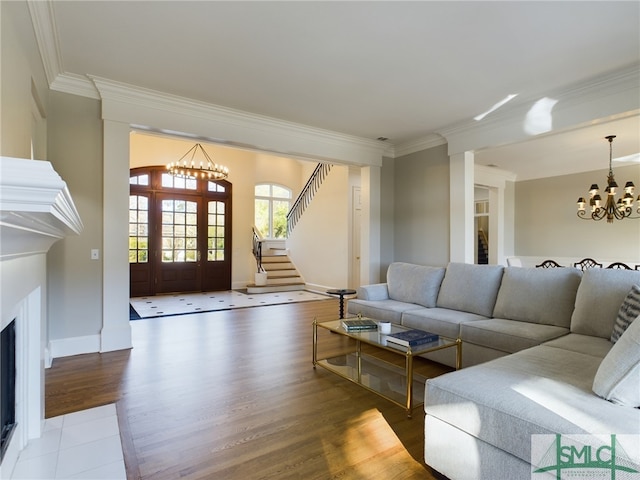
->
[386,329,439,348]
[342,318,378,331]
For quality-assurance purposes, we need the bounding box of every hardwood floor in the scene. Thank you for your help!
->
[45,299,452,479]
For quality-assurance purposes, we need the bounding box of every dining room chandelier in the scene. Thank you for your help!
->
[577,135,639,223]
[166,143,229,180]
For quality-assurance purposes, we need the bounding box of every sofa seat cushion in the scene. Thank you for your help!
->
[571,268,640,338]
[436,263,504,317]
[401,308,488,339]
[543,333,612,359]
[387,263,446,308]
[425,345,640,465]
[346,299,422,324]
[460,319,569,354]
[493,266,582,327]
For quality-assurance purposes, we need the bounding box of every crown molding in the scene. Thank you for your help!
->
[89,76,387,165]
[88,76,384,149]
[51,73,100,100]
[439,62,640,154]
[393,133,447,158]
[27,0,63,86]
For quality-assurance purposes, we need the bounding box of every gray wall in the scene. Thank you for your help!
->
[393,143,450,267]
[515,164,640,261]
[379,156,395,279]
[47,91,104,341]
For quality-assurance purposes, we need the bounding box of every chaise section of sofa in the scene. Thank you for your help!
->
[424,267,640,480]
[424,343,640,480]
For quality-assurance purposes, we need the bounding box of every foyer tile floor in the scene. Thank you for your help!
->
[130,289,329,318]
[10,404,125,480]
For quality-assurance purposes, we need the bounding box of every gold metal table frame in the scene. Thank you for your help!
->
[312,318,461,418]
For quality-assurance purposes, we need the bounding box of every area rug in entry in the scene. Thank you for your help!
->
[130,290,329,318]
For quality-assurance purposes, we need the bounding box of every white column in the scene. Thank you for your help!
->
[360,166,381,284]
[488,187,505,265]
[101,120,132,352]
[449,152,475,263]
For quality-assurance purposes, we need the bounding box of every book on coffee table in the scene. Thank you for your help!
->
[342,318,378,331]
[386,329,438,347]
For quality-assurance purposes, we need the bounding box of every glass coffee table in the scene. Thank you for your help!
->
[313,318,461,418]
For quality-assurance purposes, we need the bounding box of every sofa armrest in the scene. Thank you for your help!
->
[357,283,389,301]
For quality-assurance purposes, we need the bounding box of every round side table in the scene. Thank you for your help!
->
[326,288,357,319]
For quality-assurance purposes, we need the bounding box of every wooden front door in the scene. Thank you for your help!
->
[129,167,232,297]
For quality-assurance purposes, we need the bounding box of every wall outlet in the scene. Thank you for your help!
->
[91,249,99,260]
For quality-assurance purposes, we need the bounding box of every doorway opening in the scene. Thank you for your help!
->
[474,187,490,265]
[129,166,232,297]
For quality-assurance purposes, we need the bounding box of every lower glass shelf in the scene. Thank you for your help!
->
[315,352,427,410]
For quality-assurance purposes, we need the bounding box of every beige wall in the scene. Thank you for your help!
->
[393,144,450,267]
[515,164,640,263]
[379,156,395,279]
[287,164,350,289]
[47,91,104,342]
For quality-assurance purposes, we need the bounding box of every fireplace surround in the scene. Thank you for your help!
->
[0,156,82,477]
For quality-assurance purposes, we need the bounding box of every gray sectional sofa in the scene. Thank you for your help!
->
[347,262,640,480]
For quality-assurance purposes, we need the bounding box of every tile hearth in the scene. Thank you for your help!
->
[10,404,125,480]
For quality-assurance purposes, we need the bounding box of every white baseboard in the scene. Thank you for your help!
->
[49,334,101,359]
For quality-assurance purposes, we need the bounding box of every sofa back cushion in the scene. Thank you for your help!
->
[387,263,446,308]
[493,267,582,327]
[436,263,504,317]
[571,268,640,338]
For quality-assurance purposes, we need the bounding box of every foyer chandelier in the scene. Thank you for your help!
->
[166,143,229,180]
[577,135,639,223]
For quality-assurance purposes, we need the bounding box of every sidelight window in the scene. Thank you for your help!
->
[129,195,149,263]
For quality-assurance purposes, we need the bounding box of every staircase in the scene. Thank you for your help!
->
[247,249,306,294]
[478,229,489,264]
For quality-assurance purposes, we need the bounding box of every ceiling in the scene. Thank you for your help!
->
[39,1,640,179]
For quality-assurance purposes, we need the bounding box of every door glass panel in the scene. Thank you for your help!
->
[161,173,197,190]
[130,174,149,186]
[208,181,226,192]
[162,199,198,262]
[129,195,149,263]
[208,201,225,261]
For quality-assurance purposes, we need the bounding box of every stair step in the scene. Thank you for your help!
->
[266,276,303,285]
[267,270,299,278]
[246,283,306,294]
[262,262,295,271]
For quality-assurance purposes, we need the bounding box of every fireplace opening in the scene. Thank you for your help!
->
[1,319,16,462]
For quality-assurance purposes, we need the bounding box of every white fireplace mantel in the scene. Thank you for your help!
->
[0,156,83,259]
[0,156,83,477]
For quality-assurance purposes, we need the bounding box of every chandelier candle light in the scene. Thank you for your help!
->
[167,143,229,180]
[577,135,639,223]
